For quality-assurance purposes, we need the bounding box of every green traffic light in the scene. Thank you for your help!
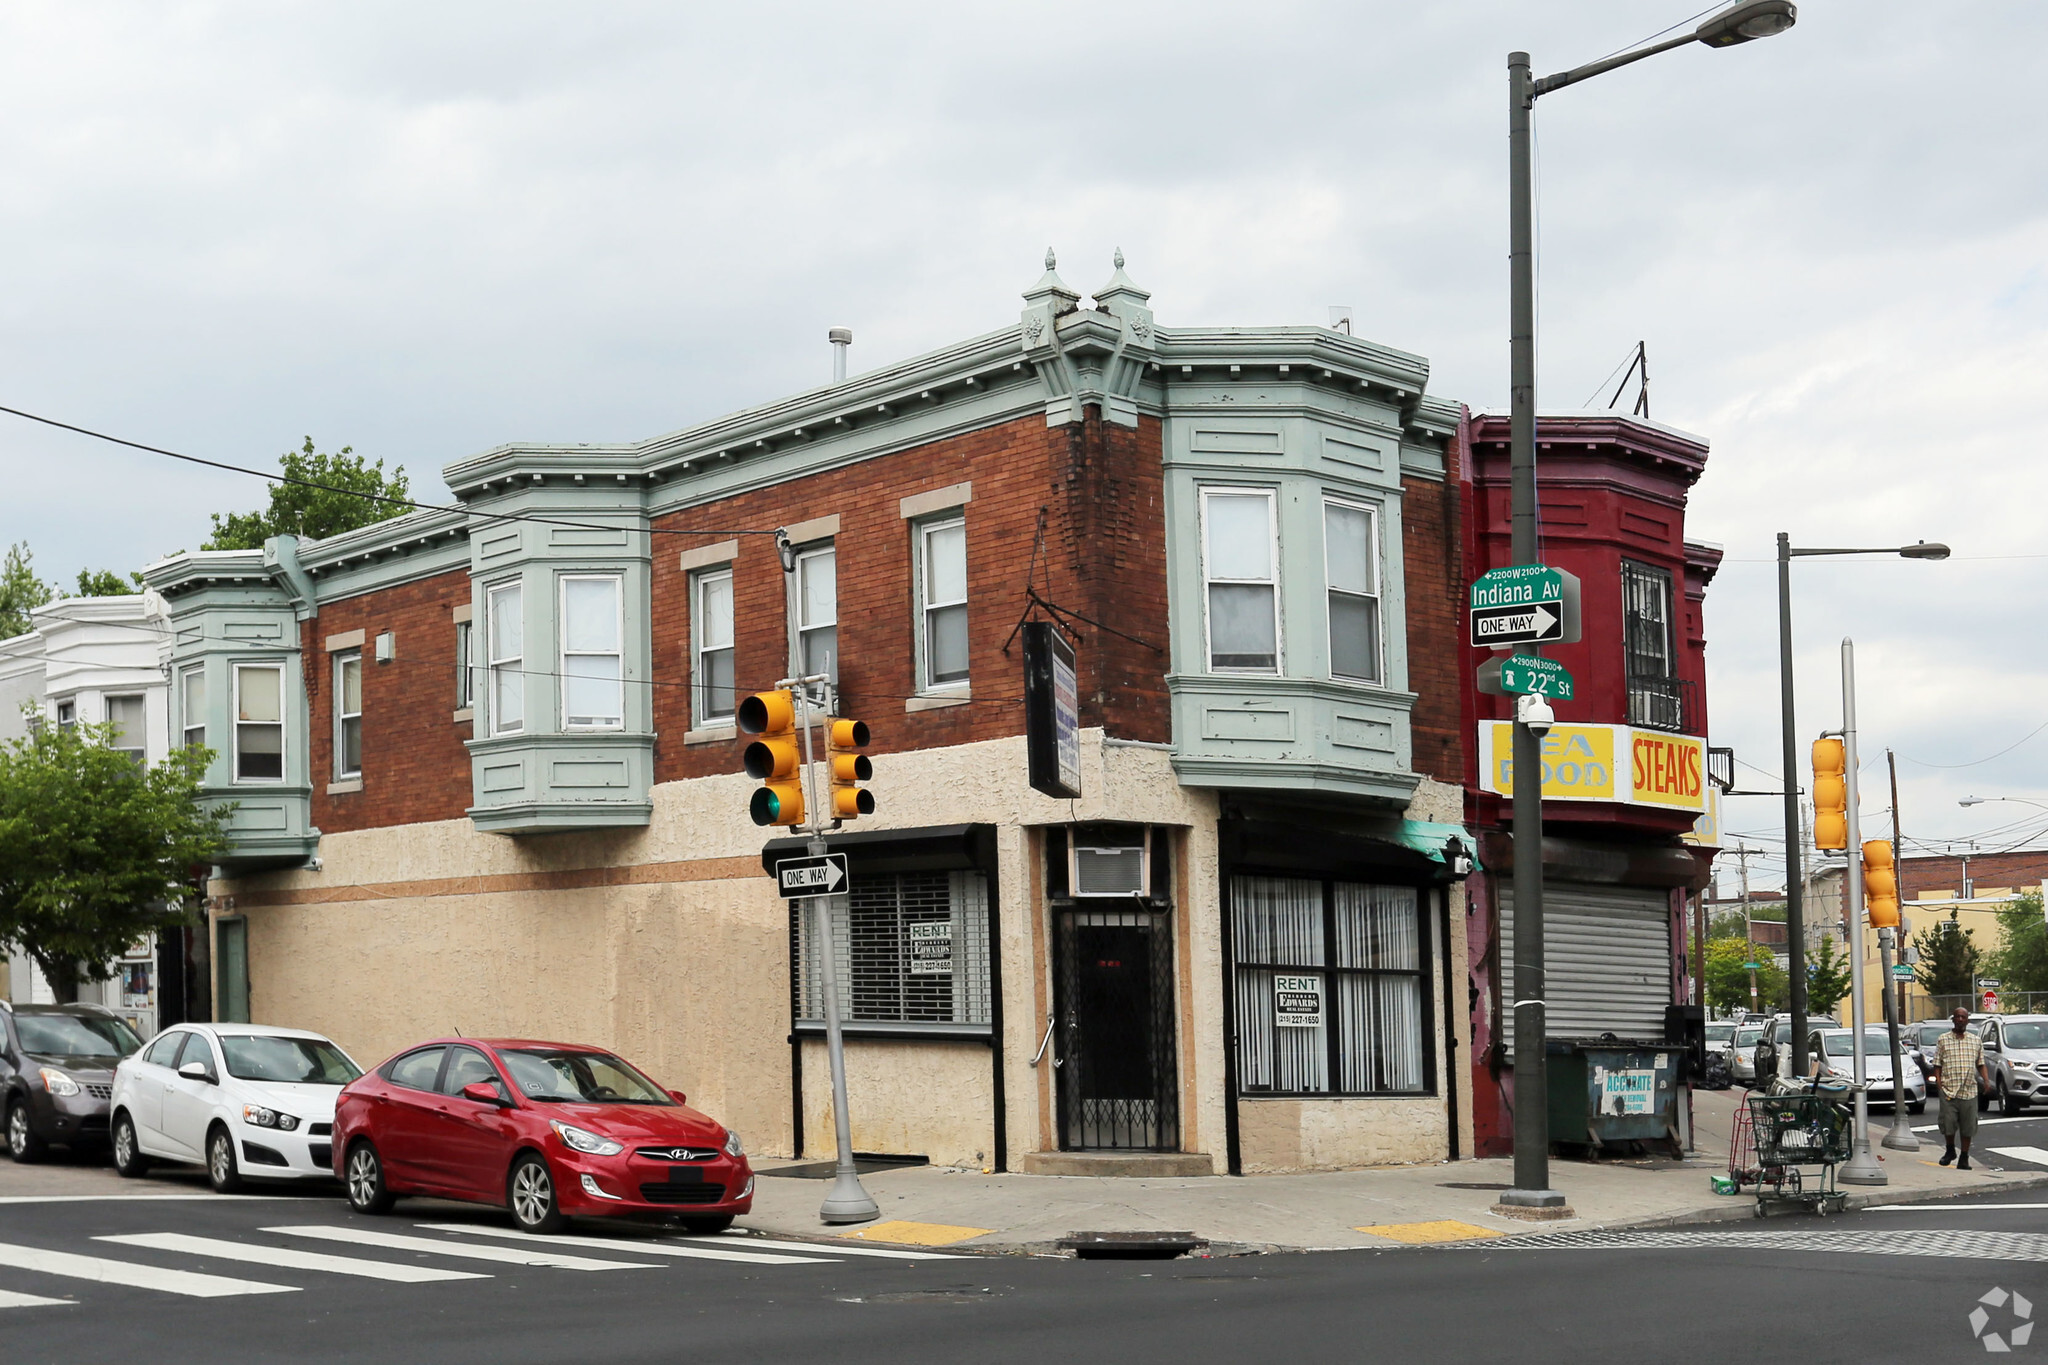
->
[750,788,784,826]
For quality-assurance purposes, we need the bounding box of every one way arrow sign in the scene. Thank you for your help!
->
[776,853,849,899]
[1470,601,1564,648]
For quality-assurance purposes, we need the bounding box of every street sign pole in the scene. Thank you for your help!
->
[1838,638,1887,1186]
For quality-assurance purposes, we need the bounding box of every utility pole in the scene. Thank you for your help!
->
[1879,748,1917,1151]
[1737,846,1759,1013]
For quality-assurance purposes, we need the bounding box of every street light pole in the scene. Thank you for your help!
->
[1838,639,1886,1185]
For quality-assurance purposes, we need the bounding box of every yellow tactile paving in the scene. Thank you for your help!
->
[839,1219,992,1247]
[1355,1220,1503,1245]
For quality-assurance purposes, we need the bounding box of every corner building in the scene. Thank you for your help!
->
[146,255,1479,1174]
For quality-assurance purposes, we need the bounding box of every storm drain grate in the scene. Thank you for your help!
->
[1059,1231,1207,1259]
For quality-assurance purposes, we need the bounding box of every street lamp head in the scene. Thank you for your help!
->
[1959,796,1985,807]
[1697,1,1798,48]
[1899,541,1950,560]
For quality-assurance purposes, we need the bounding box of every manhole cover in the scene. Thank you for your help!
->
[1059,1231,1207,1259]
[1438,1182,1512,1190]
[856,1289,1000,1305]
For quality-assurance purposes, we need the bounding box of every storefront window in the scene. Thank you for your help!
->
[795,871,991,1029]
[1231,875,1428,1095]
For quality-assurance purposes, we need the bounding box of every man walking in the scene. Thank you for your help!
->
[1930,1006,1991,1170]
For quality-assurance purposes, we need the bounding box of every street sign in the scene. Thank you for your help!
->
[1477,653,1575,700]
[776,853,849,899]
[1469,564,1582,647]
[1891,964,1914,981]
[1743,961,1761,971]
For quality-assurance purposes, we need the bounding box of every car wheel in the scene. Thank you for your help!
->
[507,1153,566,1234]
[111,1113,151,1178]
[6,1098,46,1163]
[678,1215,735,1236]
[207,1125,244,1194]
[345,1141,396,1215]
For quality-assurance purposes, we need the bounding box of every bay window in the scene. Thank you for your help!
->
[233,664,285,783]
[559,574,624,730]
[1202,488,1280,672]
[487,582,523,736]
[1324,499,1382,683]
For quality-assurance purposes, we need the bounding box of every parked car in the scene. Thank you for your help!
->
[1706,1021,1738,1054]
[2,1001,144,1161]
[108,1023,363,1191]
[1982,1015,2048,1114]
[1730,1023,1764,1084]
[1806,1027,1926,1113]
[333,1038,753,1235]
[1750,1015,1801,1085]
[1905,1017,1985,1094]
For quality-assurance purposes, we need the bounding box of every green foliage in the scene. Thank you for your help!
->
[1914,910,1982,996]
[1706,937,1788,1014]
[1805,933,1853,1015]
[73,568,143,597]
[1987,891,2048,994]
[0,720,228,1002]
[1708,909,1749,941]
[0,542,52,639]
[204,437,410,551]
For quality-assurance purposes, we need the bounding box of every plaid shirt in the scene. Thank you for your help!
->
[1935,1028,1986,1100]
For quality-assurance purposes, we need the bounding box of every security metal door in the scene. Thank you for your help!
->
[1055,907,1179,1151]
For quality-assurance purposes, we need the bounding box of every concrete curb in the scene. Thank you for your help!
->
[1499,1170,2048,1239]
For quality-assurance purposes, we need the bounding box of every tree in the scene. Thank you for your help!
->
[1706,937,1788,1014]
[1914,910,1982,997]
[0,542,52,639]
[1708,909,1749,941]
[0,720,228,1002]
[204,437,411,550]
[73,568,144,597]
[1805,933,1853,1016]
[1987,891,2048,995]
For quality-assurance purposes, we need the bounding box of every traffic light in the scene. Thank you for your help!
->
[1863,839,1900,928]
[826,717,874,818]
[739,689,805,827]
[1811,737,1847,850]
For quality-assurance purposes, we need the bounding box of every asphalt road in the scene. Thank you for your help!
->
[1,1177,2045,1364]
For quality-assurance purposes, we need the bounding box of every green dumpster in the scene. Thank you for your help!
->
[1546,1036,1684,1155]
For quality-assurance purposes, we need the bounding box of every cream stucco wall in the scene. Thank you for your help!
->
[798,1038,994,1168]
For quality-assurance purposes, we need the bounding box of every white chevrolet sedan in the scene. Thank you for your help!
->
[108,1023,363,1191]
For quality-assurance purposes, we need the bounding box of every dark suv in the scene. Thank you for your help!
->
[2,1002,146,1161]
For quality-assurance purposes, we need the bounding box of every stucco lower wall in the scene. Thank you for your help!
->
[1235,1096,1449,1172]
[798,1038,994,1169]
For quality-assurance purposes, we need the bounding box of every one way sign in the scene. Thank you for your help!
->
[1470,601,1564,648]
[776,854,849,899]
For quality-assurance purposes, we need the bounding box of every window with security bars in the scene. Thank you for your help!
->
[795,871,991,1028]
[1231,875,1429,1096]
[1622,560,1682,731]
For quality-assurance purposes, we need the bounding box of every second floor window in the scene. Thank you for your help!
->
[55,700,75,731]
[1203,487,1279,672]
[181,669,206,753]
[487,582,523,736]
[455,620,474,712]
[796,544,838,683]
[693,567,735,727]
[1324,500,1382,684]
[334,652,362,778]
[1622,561,1681,730]
[918,518,968,690]
[234,664,284,783]
[560,574,623,730]
[107,694,146,768]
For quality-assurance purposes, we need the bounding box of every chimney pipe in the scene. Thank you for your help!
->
[829,327,852,384]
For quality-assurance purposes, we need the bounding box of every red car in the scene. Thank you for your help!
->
[332,1037,752,1234]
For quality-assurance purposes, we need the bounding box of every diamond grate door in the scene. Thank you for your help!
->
[1056,906,1179,1151]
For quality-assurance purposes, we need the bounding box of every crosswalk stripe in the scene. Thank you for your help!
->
[1868,1204,2048,1211]
[1911,1117,2037,1133]
[1988,1146,2048,1166]
[674,1234,965,1261]
[264,1226,657,1271]
[99,1233,490,1283]
[0,1240,297,1298]
[414,1223,836,1265]
[0,1288,74,1308]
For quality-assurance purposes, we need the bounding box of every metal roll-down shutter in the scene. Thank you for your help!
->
[1499,881,1673,1056]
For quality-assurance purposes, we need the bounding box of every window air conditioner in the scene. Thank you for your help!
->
[1070,827,1151,898]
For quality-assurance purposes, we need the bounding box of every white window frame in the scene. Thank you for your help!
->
[486,581,524,737]
[793,542,837,685]
[1200,485,1282,674]
[232,663,286,785]
[691,565,735,728]
[54,699,75,731]
[454,620,474,712]
[333,651,362,779]
[915,516,969,692]
[107,693,148,768]
[558,573,625,732]
[180,667,207,754]
[1322,497,1383,684]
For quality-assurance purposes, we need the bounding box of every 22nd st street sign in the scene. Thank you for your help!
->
[1469,564,1582,649]
[1476,653,1575,700]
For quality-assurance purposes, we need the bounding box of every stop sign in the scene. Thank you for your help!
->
[1983,989,2000,1014]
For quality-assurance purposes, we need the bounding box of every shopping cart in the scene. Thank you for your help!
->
[1746,1087,1854,1218]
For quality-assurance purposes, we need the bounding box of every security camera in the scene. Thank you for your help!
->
[1516,692,1556,736]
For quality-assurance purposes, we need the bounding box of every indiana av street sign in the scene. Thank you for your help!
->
[776,853,849,899]
[1469,564,1582,648]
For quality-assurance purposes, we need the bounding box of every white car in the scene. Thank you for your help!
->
[1807,1026,1927,1114]
[1729,1023,1764,1084]
[108,1023,363,1191]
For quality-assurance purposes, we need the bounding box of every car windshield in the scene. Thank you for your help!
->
[15,1013,143,1059]
[1735,1026,1763,1045]
[219,1035,361,1084]
[2003,1024,2048,1049]
[499,1049,674,1105]
[1821,1032,1898,1058]
[1707,1024,1735,1043]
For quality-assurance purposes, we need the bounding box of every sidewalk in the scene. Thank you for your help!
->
[738,1090,2048,1254]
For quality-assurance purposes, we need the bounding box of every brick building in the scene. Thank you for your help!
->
[145,253,1487,1176]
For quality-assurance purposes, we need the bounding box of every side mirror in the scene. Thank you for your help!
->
[178,1060,216,1084]
[669,1089,689,1107]
[461,1081,508,1107]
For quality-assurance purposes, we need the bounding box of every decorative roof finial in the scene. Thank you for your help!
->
[1092,248,1151,317]
[1023,248,1080,313]
[1046,247,1057,271]
[1114,247,1125,269]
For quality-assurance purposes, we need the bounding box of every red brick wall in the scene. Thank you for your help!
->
[303,570,474,832]
[1402,456,1465,786]
[650,410,1172,782]
[1902,851,2048,901]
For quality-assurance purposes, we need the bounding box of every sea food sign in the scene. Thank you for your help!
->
[1477,723,1706,812]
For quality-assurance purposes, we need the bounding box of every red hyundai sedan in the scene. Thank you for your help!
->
[331,1038,753,1234]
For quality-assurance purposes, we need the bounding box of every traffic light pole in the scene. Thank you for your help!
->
[1777,532,1810,1075]
[1838,638,1886,1185]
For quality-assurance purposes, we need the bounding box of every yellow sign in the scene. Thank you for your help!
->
[1479,723,1706,813]
[1684,786,1722,847]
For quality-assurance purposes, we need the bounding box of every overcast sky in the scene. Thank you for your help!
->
[3,2,2043,883]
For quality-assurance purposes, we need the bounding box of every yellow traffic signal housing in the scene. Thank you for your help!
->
[1863,839,1900,928]
[827,717,874,819]
[1811,737,1847,850]
[739,689,805,827]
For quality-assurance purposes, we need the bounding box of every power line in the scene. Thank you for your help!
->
[1898,716,2048,770]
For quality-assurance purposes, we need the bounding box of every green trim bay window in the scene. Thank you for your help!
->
[559,574,624,730]
[1202,487,1280,672]
[1323,499,1382,684]
[233,664,285,783]
[487,581,523,736]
